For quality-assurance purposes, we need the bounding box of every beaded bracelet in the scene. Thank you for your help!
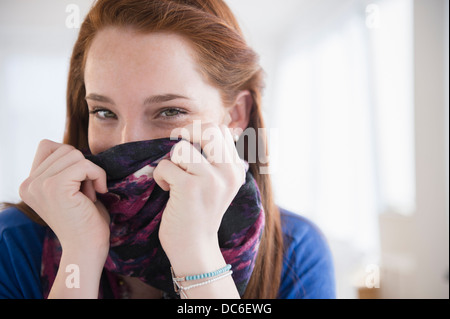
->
[177,270,233,299]
[171,264,233,298]
[172,264,232,282]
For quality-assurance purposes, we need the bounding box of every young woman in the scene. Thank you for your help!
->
[0,0,335,299]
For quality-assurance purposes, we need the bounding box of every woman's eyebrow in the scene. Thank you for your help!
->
[85,93,190,105]
[144,94,190,105]
[85,93,115,104]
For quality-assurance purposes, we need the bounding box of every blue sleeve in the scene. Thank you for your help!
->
[0,207,45,299]
[278,209,336,299]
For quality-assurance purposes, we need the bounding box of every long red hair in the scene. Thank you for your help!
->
[5,0,283,299]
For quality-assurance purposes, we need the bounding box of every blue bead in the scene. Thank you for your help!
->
[184,264,232,281]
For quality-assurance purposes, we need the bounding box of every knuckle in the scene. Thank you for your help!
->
[38,139,52,148]
[41,176,57,193]
[152,163,161,178]
[18,178,31,200]
[172,141,184,154]
[70,148,85,161]
[79,158,94,171]
[60,144,75,154]
[24,177,48,202]
[99,165,107,178]
[174,141,193,163]
[156,159,169,171]
[175,140,190,151]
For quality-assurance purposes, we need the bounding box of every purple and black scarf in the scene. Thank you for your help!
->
[40,138,264,298]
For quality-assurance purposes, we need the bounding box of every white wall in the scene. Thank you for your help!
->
[0,0,93,203]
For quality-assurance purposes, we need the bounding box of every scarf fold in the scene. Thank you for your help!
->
[40,138,264,298]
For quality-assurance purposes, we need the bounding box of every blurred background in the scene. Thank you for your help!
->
[0,0,448,298]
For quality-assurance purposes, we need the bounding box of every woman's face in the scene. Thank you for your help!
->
[84,27,230,155]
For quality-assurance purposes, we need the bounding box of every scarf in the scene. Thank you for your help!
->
[40,138,264,298]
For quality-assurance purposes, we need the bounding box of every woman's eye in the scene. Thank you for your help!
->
[89,109,117,120]
[160,108,186,118]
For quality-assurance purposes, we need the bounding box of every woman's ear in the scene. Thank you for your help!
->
[226,90,253,132]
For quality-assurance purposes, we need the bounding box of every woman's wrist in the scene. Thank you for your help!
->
[61,236,109,259]
[166,238,240,299]
[165,236,225,277]
[48,245,107,299]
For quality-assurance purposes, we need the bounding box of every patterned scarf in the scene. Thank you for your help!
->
[40,138,264,298]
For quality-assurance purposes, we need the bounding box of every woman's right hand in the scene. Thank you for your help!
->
[19,139,110,254]
[19,139,110,298]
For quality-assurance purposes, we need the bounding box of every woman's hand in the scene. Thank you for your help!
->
[19,139,109,298]
[19,139,110,251]
[153,123,244,298]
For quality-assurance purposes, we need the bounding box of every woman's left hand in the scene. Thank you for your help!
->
[153,123,245,275]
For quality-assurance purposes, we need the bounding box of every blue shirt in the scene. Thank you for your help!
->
[0,206,335,299]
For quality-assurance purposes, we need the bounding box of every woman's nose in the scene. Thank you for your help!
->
[120,122,147,144]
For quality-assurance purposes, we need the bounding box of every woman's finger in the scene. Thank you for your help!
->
[30,139,61,171]
[56,159,108,195]
[171,122,233,165]
[218,124,239,164]
[34,148,85,180]
[153,159,187,192]
[170,140,211,175]
[81,180,97,203]
[30,140,75,176]
[219,124,247,183]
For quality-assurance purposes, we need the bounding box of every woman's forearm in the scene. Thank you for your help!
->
[47,246,107,299]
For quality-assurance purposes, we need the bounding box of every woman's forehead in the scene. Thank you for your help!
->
[84,28,208,100]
